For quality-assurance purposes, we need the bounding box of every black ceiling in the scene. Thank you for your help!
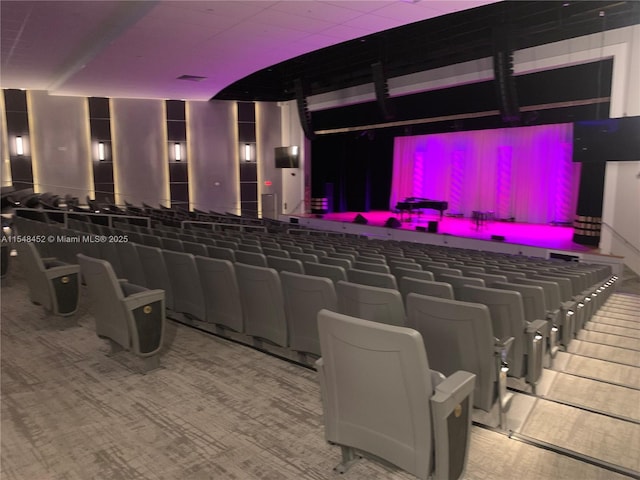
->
[213,1,640,103]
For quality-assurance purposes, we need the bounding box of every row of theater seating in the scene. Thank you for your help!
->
[11,212,618,479]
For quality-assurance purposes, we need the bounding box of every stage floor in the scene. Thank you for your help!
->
[307,211,598,254]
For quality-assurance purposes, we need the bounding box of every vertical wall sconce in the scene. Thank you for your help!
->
[98,142,105,161]
[15,136,24,156]
[244,143,251,162]
[174,142,182,161]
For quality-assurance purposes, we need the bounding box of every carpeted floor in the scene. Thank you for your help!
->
[2,262,639,479]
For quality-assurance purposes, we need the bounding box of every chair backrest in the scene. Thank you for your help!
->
[135,244,174,310]
[160,237,184,252]
[235,250,268,267]
[77,254,128,347]
[514,277,561,310]
[162,250,205,321]
[235,263,288,346]
[439,274,485,298]
[207,245,236,263]
[347,268,397,289]
[336,280,405,327]
[406,293,495,411]
[182,241,208,257]
[281,272,337,356]
[303,262,347,284]
[15,241,52,308]
[217,239,239,250]
[422,265,463,281]
[117,242,146,286]
[140,234,162,248]
[353,261,390,274]
[320,256,351,270]
[493,281,547,322]
[290,251,319,263]
[317,309,435,479]
[267,256,304,274]
[394,267,433,282]
[99,242,124,277]
[262,247,289,258]
[195,256,243,332]
[532,275,573,302]
[238,243,263,254]
[399,277,453,303]
[330,252,356,262]
[466,272,508,287]
[486,268,526,282]
[458,285,526,378]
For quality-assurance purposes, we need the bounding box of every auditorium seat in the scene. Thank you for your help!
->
[464,271,508,287]
[262,247,289,258]
[135,244,175,313]
[195,257,243,332]
[336,280,405,327]
[398,277,454,303]
[207,246,236,263]
[319,256,351,270]
[16,242,80,317]
[140,234,162,248]
[290,252,319,264]
[406,293,513,425]
[163,250,206,321]
[281,271,337,358]
[303,262,347,285]
[235,263,288,347]
[393,267,433,283]
[235,250,268,268]
[117,242,146,286]
[182,241,208,257]
[352,261,390,274]
[347,268,397,289]
[458,285,547,389]
[238,243,263,254]
[439,274,485,298]
[267,256,304,275]
[78,254,165,372]
[316,309,475,480]
[421,265,463,281]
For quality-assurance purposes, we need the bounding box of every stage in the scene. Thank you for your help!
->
[299,210,601,255]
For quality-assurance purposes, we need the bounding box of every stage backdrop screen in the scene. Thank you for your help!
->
[275,146,300,168]
[573,117,640,162]
[391,123,580,225]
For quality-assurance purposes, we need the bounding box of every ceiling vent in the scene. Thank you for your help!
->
[177,75,207,82]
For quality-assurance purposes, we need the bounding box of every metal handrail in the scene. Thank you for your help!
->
[601,221,640,256]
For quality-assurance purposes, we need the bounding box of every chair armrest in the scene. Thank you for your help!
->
[44,264,80,279]
[123,289,165,311]
[526,319,549,336]
[431,370,476,408]
[120,282,147,297]
[430,369,446,389]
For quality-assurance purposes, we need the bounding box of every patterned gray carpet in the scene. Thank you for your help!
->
[2,262,638,479]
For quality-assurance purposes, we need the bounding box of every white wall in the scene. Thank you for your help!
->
[28,91,93,199]
[187,100,239,214]
[111,98,169,207]
[278,100,306,215]
[0,93,11,187]
[256,102,282,215]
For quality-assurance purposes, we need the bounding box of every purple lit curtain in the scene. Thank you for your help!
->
[391,124,581,224]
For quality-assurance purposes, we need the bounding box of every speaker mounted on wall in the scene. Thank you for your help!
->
[492,24,520,125]
[372,62,395,121]
[294,78,316,140]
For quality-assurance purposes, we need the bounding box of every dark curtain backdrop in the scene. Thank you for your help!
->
[311,131,394,213]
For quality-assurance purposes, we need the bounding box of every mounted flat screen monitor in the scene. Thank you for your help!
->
[275,146,300,168]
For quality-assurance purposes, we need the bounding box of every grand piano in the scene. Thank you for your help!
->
[395,197,448,221]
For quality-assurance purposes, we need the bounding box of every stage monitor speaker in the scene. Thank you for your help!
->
[294,78,315,140]
[491,234,506,242]
[353,214,368,225]
[384,217,401,229]
[415,226,427,233]
[289,217,299,224]
[428,221,438,233]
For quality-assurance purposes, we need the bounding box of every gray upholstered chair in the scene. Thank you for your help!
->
[398,277,453,303]
[347,268,397,289]
[135,244,175,313]
[458,285,548,390]
[336,280,405,327]
[235,250,268,267]
[406,293,513,426]
[316,309,475,480]
[352,261,390,274]
[207,245,236,263]
[281,271,337,358]
[439,274,485,298]
[17,242,80,316]
[182,241,208,257]
[195,256,243,332]
[267,256,304,275]
[235,263,288,347]
[303,262,347,285]
[78,254,165,371]
[320,255,351,270]
[162,250,205,321]
[116,242,146,286]
[160,237,184,253]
